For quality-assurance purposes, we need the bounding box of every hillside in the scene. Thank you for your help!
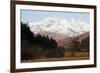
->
[56,32,89,52]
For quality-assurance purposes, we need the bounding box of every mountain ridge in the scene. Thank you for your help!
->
[28,17,89,40]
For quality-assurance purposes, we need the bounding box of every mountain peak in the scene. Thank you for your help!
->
[29,17,89,39]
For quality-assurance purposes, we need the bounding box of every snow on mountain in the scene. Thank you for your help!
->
[29,17,89,39]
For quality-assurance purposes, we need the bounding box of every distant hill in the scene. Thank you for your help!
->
[56,32,89,51]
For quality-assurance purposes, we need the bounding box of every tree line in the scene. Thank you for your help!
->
[21,22,64,60]
[21,22,57,49]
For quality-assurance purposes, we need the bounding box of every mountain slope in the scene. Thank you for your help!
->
[57,32,89,51]
[29,17,89,40]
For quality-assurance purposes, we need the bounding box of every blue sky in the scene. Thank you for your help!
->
[21,10,90,24]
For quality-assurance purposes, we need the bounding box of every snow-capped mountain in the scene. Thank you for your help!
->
[28,17,89,39]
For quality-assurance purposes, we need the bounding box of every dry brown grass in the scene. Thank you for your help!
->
[22,51,89,63]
